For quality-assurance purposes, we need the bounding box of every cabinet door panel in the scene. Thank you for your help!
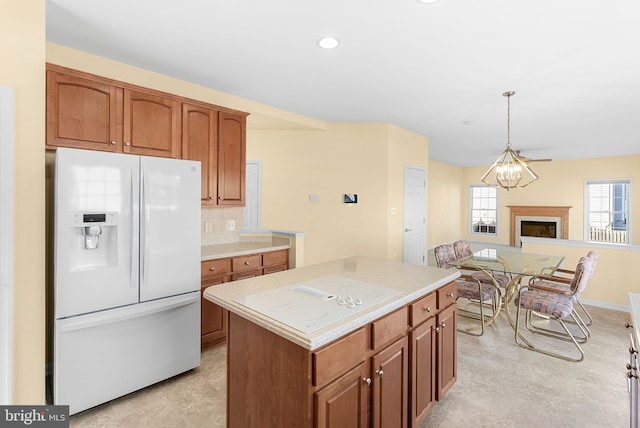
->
[201,285,226,347]
[217,111,246,205]
[437,304,457,399]
[46,71,121,151]
[182,103,217,204]
[124,90,179,158]
[315,362,369,428]
[411,317,436,426]
[371,336,408,428]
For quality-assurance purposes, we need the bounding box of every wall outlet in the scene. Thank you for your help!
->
[226,220,236,231]
[205,222,213,232]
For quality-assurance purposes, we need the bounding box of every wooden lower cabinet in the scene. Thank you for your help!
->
[371,336,409,428]
[437,304,457,398]
[225,281,457,428]
[315,362,370,428]
[200,249,289,348]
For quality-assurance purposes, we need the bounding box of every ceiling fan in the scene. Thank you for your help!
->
[515,150,552,163]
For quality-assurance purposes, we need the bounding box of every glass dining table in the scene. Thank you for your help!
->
[428,242,566,328]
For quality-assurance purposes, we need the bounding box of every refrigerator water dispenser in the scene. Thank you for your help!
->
[70,212,118,271]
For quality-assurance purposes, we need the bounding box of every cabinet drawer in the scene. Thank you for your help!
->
[263,249,288,267]
[410,292,438,327]
[437,282,457,310]
[371,307,408,351]
[201,259,230,280]
[231,254,262,272]
[231,269,262,281]
[263,265,287,275]
[313,327,367,388]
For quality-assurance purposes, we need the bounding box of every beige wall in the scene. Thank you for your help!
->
[1,1,46,403]
[427,160,463,247]
[386,125,429,260]
[522,239,640,307]
[460,155,640,246]
[248,123,428,265]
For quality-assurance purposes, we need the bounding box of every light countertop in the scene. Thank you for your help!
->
[204,256,460,350]
[201,238,290,261]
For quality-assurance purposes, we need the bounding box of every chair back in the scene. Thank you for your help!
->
[587,251,599,272]
[453,240,473,262]
[569,256,593,295]
[434,244,457,269]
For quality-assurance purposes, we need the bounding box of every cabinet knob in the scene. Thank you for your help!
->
[218,196,224,200]
[441,322,446,329]
[244,261,250,266]
[423,306,431,312]
[435,326,440,333]
[110,140,117,145]
[626,322,633,329]
[375,369,384,377]
[630,346,638,355]
[124,142,130,146]
[209,267,215,271]
[447,293,454,298]
[209,196,215,200]
[363,377,372,386]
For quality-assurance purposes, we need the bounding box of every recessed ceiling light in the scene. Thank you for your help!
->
[416,0,440,4]
[317,37,340,49]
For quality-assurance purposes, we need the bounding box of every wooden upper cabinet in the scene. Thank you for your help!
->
[123,90,179,158]
[46,70,122,152]
[217,111,246,206]
[182,103,218,204]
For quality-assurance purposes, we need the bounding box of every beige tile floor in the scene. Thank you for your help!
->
[68,305,630,428]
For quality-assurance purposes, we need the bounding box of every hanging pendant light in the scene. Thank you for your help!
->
[481,91,538,191]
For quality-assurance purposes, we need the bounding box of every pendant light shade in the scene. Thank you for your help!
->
[481,91,538,191]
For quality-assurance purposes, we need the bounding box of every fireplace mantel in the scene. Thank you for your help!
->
[508,206,571,246]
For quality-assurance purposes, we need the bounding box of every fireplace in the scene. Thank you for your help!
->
[508,206,571,246]
[521,220,557,239]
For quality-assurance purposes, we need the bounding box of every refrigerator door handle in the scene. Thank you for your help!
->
[58,294,199,333]
[130,168,137,290]
[140,168,150,289]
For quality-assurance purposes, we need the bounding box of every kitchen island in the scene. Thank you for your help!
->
[204,256,460,428]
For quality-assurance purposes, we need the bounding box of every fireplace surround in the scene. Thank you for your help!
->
[508,206,571,246]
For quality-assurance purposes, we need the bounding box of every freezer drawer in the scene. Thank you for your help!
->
[54,293,200,415]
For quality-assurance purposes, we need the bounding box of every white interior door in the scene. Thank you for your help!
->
[244,161,262,230]
[403,165,426,265]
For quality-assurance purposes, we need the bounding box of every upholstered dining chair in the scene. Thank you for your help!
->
[452,240,511,292]
[532,251,598,326]
[434,243,501,336]
[513,256,593,362]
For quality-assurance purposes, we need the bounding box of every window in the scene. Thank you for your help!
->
[585,180,630,244]
[470,185,497,235]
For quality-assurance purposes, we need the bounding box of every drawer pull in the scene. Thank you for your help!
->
[423,306,431,312]
[447,293,454,298]
[125,141,130,146]
[244,261,250,266]
[209,267,215,271]
[626,322,633,329]
[110,140,116,145]
[363,377,371,386]
[375,369,384,377]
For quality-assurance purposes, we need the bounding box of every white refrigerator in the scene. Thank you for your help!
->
[53,148,201,415]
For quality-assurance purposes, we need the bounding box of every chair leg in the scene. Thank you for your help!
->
[575,299,594,326]
[457,287,501,336]
[523,309,590,343]
[515,306,585,362]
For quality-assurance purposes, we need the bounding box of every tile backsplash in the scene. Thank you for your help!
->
[201,207,245,245]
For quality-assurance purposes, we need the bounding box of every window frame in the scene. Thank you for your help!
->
[584,178,632,245]
[469,184,498,237]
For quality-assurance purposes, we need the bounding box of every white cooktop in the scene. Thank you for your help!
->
[234,275,400,333]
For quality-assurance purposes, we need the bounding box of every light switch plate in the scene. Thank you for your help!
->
[226,220,236,231]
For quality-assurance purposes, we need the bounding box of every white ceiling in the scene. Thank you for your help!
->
[46,0,640,167]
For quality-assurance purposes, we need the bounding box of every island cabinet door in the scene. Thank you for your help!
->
[371,336,409,428]
[315,361,370,428]
[410,317,437,426]
[437,304,457,399]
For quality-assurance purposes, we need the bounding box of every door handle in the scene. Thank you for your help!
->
[405,228,412,232]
